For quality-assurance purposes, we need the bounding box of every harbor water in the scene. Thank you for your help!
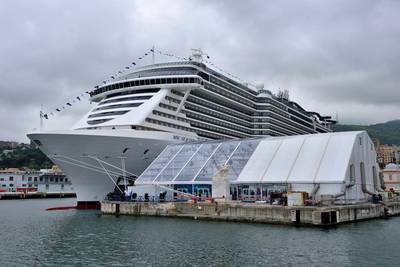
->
[1,199,400,266]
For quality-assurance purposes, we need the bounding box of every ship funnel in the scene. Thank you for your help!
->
[255,83,264,90]
[256,83,272,97]
[190,48,206,63]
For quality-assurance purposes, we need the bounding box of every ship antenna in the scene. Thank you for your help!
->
[40,104,44,132]
[152,45,155,64]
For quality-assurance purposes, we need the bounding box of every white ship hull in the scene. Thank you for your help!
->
[28,130,182,204]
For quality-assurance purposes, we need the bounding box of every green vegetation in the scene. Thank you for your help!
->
[0,143,53,170]
[332,120,400,145]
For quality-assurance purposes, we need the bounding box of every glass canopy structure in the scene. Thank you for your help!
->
[137,138,261,185]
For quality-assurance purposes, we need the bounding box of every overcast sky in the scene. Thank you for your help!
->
[1,0,399,142]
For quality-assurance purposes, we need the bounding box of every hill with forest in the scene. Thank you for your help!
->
[0,142,53,170]
[332,120,400,145]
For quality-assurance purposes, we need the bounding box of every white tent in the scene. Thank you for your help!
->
[237,131,382,203]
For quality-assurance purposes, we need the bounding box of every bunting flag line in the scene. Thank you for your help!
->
[42,88,92,120]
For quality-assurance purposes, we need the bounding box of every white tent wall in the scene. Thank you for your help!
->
[333,131,381,204]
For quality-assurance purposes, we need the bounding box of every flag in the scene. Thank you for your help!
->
[132,62,136,65]
[102,81,106,84]
[144,53,148,56]
[94,85,99,89]
[85,91,90,94]
[125,67,129,69]
[43,114,49,119]
[111,76,115,79]
[56,109,61,112]
[77,96,81,101]
[66,102,72,106]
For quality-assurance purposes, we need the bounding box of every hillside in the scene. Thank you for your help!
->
[0,143,53,170]
[332,120,400,145]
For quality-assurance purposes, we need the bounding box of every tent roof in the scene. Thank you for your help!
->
[136,131,366,185]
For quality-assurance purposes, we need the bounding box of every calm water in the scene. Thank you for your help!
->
[1,199,400,266]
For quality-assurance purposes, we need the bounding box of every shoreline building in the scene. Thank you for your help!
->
[374,139,399,168]
[28,49,336,206]
[134,131,383,204]
[382,163,400,190]
[0,167,74,193]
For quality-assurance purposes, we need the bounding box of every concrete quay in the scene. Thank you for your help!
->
[101,200,400,226]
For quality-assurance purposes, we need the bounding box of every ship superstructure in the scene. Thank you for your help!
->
[75,51,334,139]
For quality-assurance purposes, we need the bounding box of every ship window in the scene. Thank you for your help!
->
[89,110,130,118]
[135,80,139,86]
[178,78,183,83]
[172,78,177,83]
[167,78,172,83]
[129,81,134,87]
[140,80,144,86]
[184,78,189,83]
[145,80,150,85]
[190,78,194,83]
[123,82,129,87]
[150,79,155,85]
[87,118,113,125]
[161,79,166,84]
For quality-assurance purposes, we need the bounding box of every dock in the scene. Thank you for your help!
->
[0,192,76,200]
[101,200,400,226]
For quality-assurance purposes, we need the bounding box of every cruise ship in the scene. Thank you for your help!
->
[27,49,336,207]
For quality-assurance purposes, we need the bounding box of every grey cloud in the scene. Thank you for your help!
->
[0,0,399,142]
